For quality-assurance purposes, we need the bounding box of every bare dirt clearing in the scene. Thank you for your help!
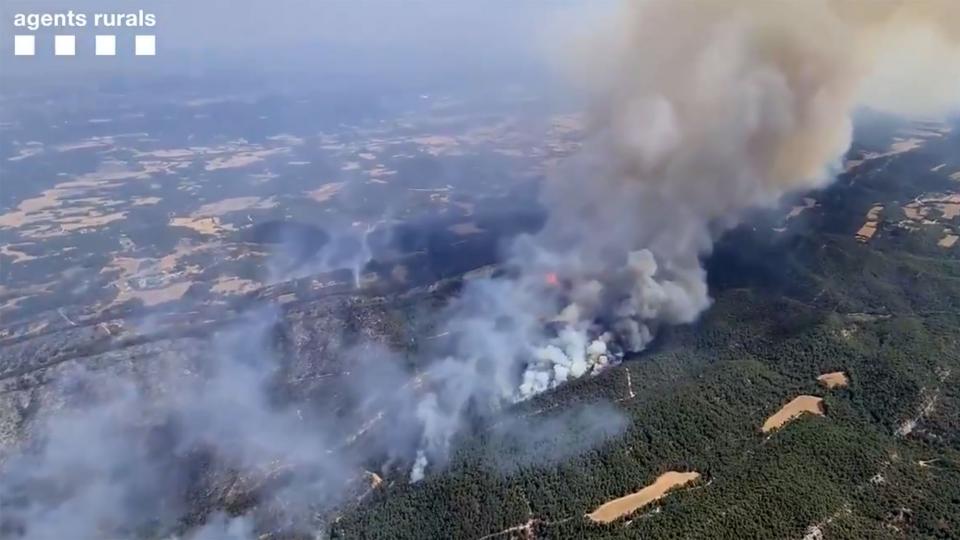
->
[114,281,192,307]
[169,216,233,236]
[762,396,824,433]
[211,277,259,296]
[448,222,485,236]
[587,471,701,523]
[817,372,849,389]
[787,197,818,220]
[306,182,345,204]
[856,205,883,242]
[194,196,277,217]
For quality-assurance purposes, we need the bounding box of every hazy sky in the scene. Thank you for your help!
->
[2,1,613,86]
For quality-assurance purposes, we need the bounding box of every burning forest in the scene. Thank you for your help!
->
[2,0,960,539]
[406,0,960,480]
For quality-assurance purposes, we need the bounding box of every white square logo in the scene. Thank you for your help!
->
[96,35,116,56]
[135,35,156,56]
[54,35,76,56]
[14,35,35,56]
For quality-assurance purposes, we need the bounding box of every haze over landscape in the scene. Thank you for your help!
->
[2,1,960,539]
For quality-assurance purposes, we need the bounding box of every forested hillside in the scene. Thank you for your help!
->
[332,121,960,539]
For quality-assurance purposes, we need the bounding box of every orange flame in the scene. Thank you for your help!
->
[544,272,559,286]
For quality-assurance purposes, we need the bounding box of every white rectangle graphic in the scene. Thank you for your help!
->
[14,35,35,56]
[96,35,117,56]
[135,35,156,56]
[54,35,76,56]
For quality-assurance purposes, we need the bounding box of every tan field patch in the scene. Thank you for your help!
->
[100,256,145,278]
[156,240,210,273]
[169,216,233,236]
[204,148,285,171]
[856,205,883,242]
[0,185,128,237]
[368,166,397,180]
[194,196,277,217]
[817,371,849,389]
[267,134,305,146]
[103,250,202,309]
[843,158,865,171]
[60,160,174,187]
[0,188,74,229]
[116,281,192,307]
[0,280,60,316]
[0,244,38,263]
[901,124,952,137]
[365,471,383,489]
[56,137,114,153]
[844,128,943,172]
[132,196,162,206]
[903,203,927,221]
[135,148,199,159]
[939,234,958,248]
[855,222,878,242]
[211,277,259,296]
[452,200,475,216]
[306,182,345,203]
[901,195,960,232]
[101,240,211,294]
[0,295,28,314]
[786,197,817,220]
[59,211,127,232]
[458,120,516,147]
[762,395,824,433]
[411,135,461,156]
[251,172,279,184]
[140,142,277,161]
[888,137,923,154]
[550,113,585,135]
[0,162,170,239]
[8,145,44,162]
[448,222,485,236]
[587,471,701,523]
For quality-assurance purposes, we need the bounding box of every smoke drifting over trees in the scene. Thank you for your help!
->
[2,1,960,538]
[409,0,960,482]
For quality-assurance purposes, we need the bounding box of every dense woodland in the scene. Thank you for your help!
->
[330,122,960,538]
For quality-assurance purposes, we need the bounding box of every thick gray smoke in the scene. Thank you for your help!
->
[0,310,356,538]
[408,0,960,476]
[266,220,380,287]
[4,0,960,537]
[0,303,618,537]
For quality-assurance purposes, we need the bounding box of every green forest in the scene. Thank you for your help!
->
[331,124,960,539]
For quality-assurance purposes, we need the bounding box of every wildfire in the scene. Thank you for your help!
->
[544,272,559,286]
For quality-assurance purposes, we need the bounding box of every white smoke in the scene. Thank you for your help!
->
[266,219,381,287]
[409,449,429,483]
[4,2,960,534]
[408,0,960,477]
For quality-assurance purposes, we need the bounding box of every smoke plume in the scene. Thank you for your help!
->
[3,1,960,537]
[409,0,960,473]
